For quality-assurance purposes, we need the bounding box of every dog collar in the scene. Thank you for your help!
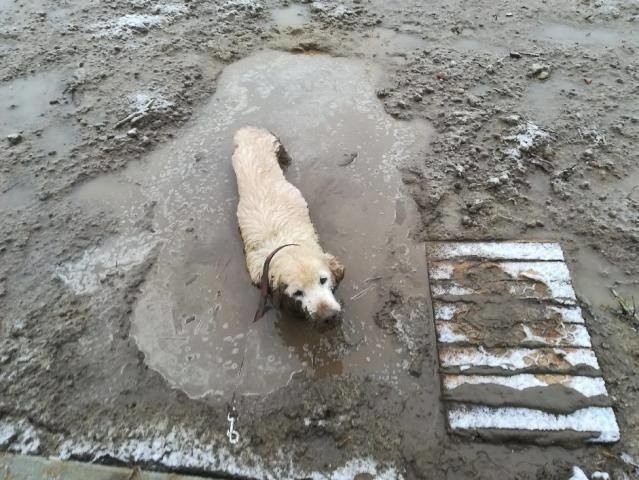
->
[253,243,299,322]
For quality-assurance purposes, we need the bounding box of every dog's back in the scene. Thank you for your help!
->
[232,127,319,280]
[232,127,344,323]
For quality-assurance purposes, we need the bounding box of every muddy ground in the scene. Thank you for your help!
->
[1,0,639,478]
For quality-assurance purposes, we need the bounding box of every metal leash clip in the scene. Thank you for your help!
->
[227,408,239,444]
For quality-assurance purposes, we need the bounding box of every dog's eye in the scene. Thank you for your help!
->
[293,290,304,297]
[319,277,327,285]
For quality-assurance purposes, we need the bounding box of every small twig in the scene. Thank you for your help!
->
[115,98,155,128]
[1,181,20,194]
[529,154,553,173]
[611,288,638,322]
[350,284,375,301]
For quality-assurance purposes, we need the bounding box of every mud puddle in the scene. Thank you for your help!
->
[536,22,638,47]
[358,28,427,61]
[269,5,310,29]
[450,37,507,56]
[522,76,586,124]
[0,70,79,156]
[524,171,637,313]
[0,179,36,211]
[69,50,432,399]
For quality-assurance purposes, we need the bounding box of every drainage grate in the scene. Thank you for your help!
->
[426,241,620,444]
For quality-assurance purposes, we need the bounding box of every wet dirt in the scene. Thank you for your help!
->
[2,0,639,478]
[70,50,431,398]
[444,383,612,415]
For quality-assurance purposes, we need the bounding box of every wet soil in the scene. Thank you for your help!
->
[1,0,639,478]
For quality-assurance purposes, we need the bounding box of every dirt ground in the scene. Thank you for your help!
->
[1,0,639,478]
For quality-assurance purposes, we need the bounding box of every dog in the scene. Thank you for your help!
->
[232,126,344,326]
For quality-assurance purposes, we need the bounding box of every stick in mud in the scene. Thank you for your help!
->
[115,98,156,129]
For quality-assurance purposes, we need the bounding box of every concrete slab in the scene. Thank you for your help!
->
[427,241,619,444]
[0,453,213,480]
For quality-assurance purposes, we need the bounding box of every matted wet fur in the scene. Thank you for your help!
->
[232,126,345,326]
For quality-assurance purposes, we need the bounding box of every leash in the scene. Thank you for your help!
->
[226,243,299,445]
[253,243,299,322]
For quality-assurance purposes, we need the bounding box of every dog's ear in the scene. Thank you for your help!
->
[325,253,345,286]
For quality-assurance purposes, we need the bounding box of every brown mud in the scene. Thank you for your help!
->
[1,0,639,478]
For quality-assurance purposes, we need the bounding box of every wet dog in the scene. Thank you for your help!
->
[232,126,344,326]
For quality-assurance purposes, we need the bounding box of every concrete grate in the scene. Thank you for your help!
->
[426,241,620,444]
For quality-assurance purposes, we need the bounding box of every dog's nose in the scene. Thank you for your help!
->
[315,300,341,320]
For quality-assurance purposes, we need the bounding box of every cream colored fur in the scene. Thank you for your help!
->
[232,126,344,322]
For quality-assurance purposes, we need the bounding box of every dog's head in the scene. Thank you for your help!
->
[270,246,344,326]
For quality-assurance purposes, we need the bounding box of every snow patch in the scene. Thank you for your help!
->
[128,91,174,111]
[0,419,41,454]
[433,302,458,321]
[550,306,585,324]
[448,405,620,443]
[442,374,608,397]
[505,122,551,159]
[500,261,570,282]
[521,323,591,348]
[56,233,157,295]
[439,346,600,371]
[89,3,187,37]
[570,467,589,480]
[436,323,469,343]
[57,427,403,479]
[427,241,564,261]
[591,472,610,480]
[430,282,475,296]
[433,302,585,324]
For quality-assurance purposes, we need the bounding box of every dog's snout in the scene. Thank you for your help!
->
[315,300,341,320]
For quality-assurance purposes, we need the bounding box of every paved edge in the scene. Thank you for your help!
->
[0,453,221,480]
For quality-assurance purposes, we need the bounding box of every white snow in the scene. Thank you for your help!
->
[0,422,17,447]
[55,233,157,295]
[433,301,585,324]
[507,280,576,304]
[439,346,600,371]
[448,405,620,443]
[154,3,188,15]
[505,122,550,159]
[430,260,577,302]
[128,91,174,111]
[89,3,187,37]
[436,323,469,343]
[58,427,404,480]
[427,241,564,261]
[442,374,608,397]
[430,282,475,296]
[521,323,591,348]
[436,322,591,348]
[499,261,570,282]
[0,419,41,454]
[433,302,458,321]
[428,263,455,280]
[569,466,589,480]
[591,472,610,480]
[550,306,585,324]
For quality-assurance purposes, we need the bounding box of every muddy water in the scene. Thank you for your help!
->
[0,70,78,157]
[72,51,432,398]
[536,22,638,47]
[522,76,586,125]
[269,5,310,28]
[358,28,427,62]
